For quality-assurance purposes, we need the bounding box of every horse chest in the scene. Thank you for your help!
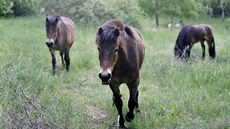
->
[54,41,67,51]
[112,65,138,83]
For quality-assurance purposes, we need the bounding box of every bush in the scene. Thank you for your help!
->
[11,0,39,16]
[42,0,142,27]
[0,0,13,16]
[0,0,39,17]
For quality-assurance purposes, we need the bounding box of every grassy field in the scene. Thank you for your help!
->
[0,16,229,129]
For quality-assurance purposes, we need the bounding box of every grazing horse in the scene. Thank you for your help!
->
[45,15,75,74]
[174,24,216,60]
[96,19,145,128]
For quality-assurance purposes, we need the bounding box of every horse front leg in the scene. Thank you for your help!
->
[110,84,125,128]
[200,41,205,59]
[60,51,65,68]
[50,49,56,75]
[126,79,139,122]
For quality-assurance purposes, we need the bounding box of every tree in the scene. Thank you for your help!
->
[42,0,142,27]
[219,0,230,20]
[139,0,162,27]
[162,0,204,26]
[0,0,40,16]
[201,0,230,19]
[139,0,205,27]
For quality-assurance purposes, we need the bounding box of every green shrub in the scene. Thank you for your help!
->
[0,0,39,16]
[0,0,13,16]
[42,0,142,27]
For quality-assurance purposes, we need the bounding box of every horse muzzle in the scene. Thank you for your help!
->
[46,39,54,48]
[46,41,54,48]
[98,72,112,85]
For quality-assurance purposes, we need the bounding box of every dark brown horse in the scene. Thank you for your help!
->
[45,15,75,74]
[174,24,216,60]
[96,19,145,128]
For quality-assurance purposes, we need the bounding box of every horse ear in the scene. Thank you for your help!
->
[114,28,119,37]
[46,17,49,23]
[55,16,60,23]
[98,27,103,35]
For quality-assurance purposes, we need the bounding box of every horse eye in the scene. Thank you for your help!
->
[97,47,100,51]
[115,48,119,52]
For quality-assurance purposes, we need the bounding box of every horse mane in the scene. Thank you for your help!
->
[99,28,118,45]
[97,19,125,45]
[176,25,191,48]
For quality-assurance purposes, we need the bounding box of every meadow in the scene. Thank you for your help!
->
[0,16,229,129]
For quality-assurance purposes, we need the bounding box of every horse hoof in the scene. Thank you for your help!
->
[125,112,134,122]
[135,108,140,113]
[52,71,56,75]
[119,124,126,129]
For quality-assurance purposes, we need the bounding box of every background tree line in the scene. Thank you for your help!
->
[0,0,230,26]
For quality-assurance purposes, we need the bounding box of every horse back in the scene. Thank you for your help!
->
[57,16,75,51]
[121,26,145,70]
[128,26,145,69]
[192,24,213,41]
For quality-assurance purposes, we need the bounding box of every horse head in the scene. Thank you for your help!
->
[96,27,120,85]
[45,15,60,48]
[174,26,190,60]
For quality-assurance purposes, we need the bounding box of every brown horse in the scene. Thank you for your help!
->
[96,19,145,128]
[45,15,75,74]
[174,24,216,60]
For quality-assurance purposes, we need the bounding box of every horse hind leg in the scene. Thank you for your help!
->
[134,90,140,113]
[60,51,65,68]
[64,51,70,71]
[126,80,139,122]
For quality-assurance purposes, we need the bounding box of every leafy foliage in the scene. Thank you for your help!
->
[41,0,142,27]
[139,0,205,24]
[0,0,13,16]
[11,0,39,16]
[0,0,39,16]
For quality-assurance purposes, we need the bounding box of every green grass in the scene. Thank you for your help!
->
[0,16,229,129]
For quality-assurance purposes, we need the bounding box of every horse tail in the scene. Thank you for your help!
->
[210,36,216,59]
[205,26,216,59]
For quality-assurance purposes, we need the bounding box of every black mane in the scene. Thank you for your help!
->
[175,25,191,55]
[99,28,118,45]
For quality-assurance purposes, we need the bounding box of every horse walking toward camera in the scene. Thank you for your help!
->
[45,15,75,75]
[96,19,145,128]
[174,24,215,60]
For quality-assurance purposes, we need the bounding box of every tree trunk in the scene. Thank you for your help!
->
[170,16,173,29]
[221,9,225,21]
[156,13,159,27]
[155,0,159,27]
[220,0,226,21]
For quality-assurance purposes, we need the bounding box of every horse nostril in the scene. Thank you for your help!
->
[99,72,112,82]
[46,42,54,48]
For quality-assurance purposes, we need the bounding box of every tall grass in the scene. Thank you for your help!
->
[0,16,229,129]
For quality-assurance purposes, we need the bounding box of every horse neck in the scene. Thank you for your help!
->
[116,38,139,70]
[56,22,66,43]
